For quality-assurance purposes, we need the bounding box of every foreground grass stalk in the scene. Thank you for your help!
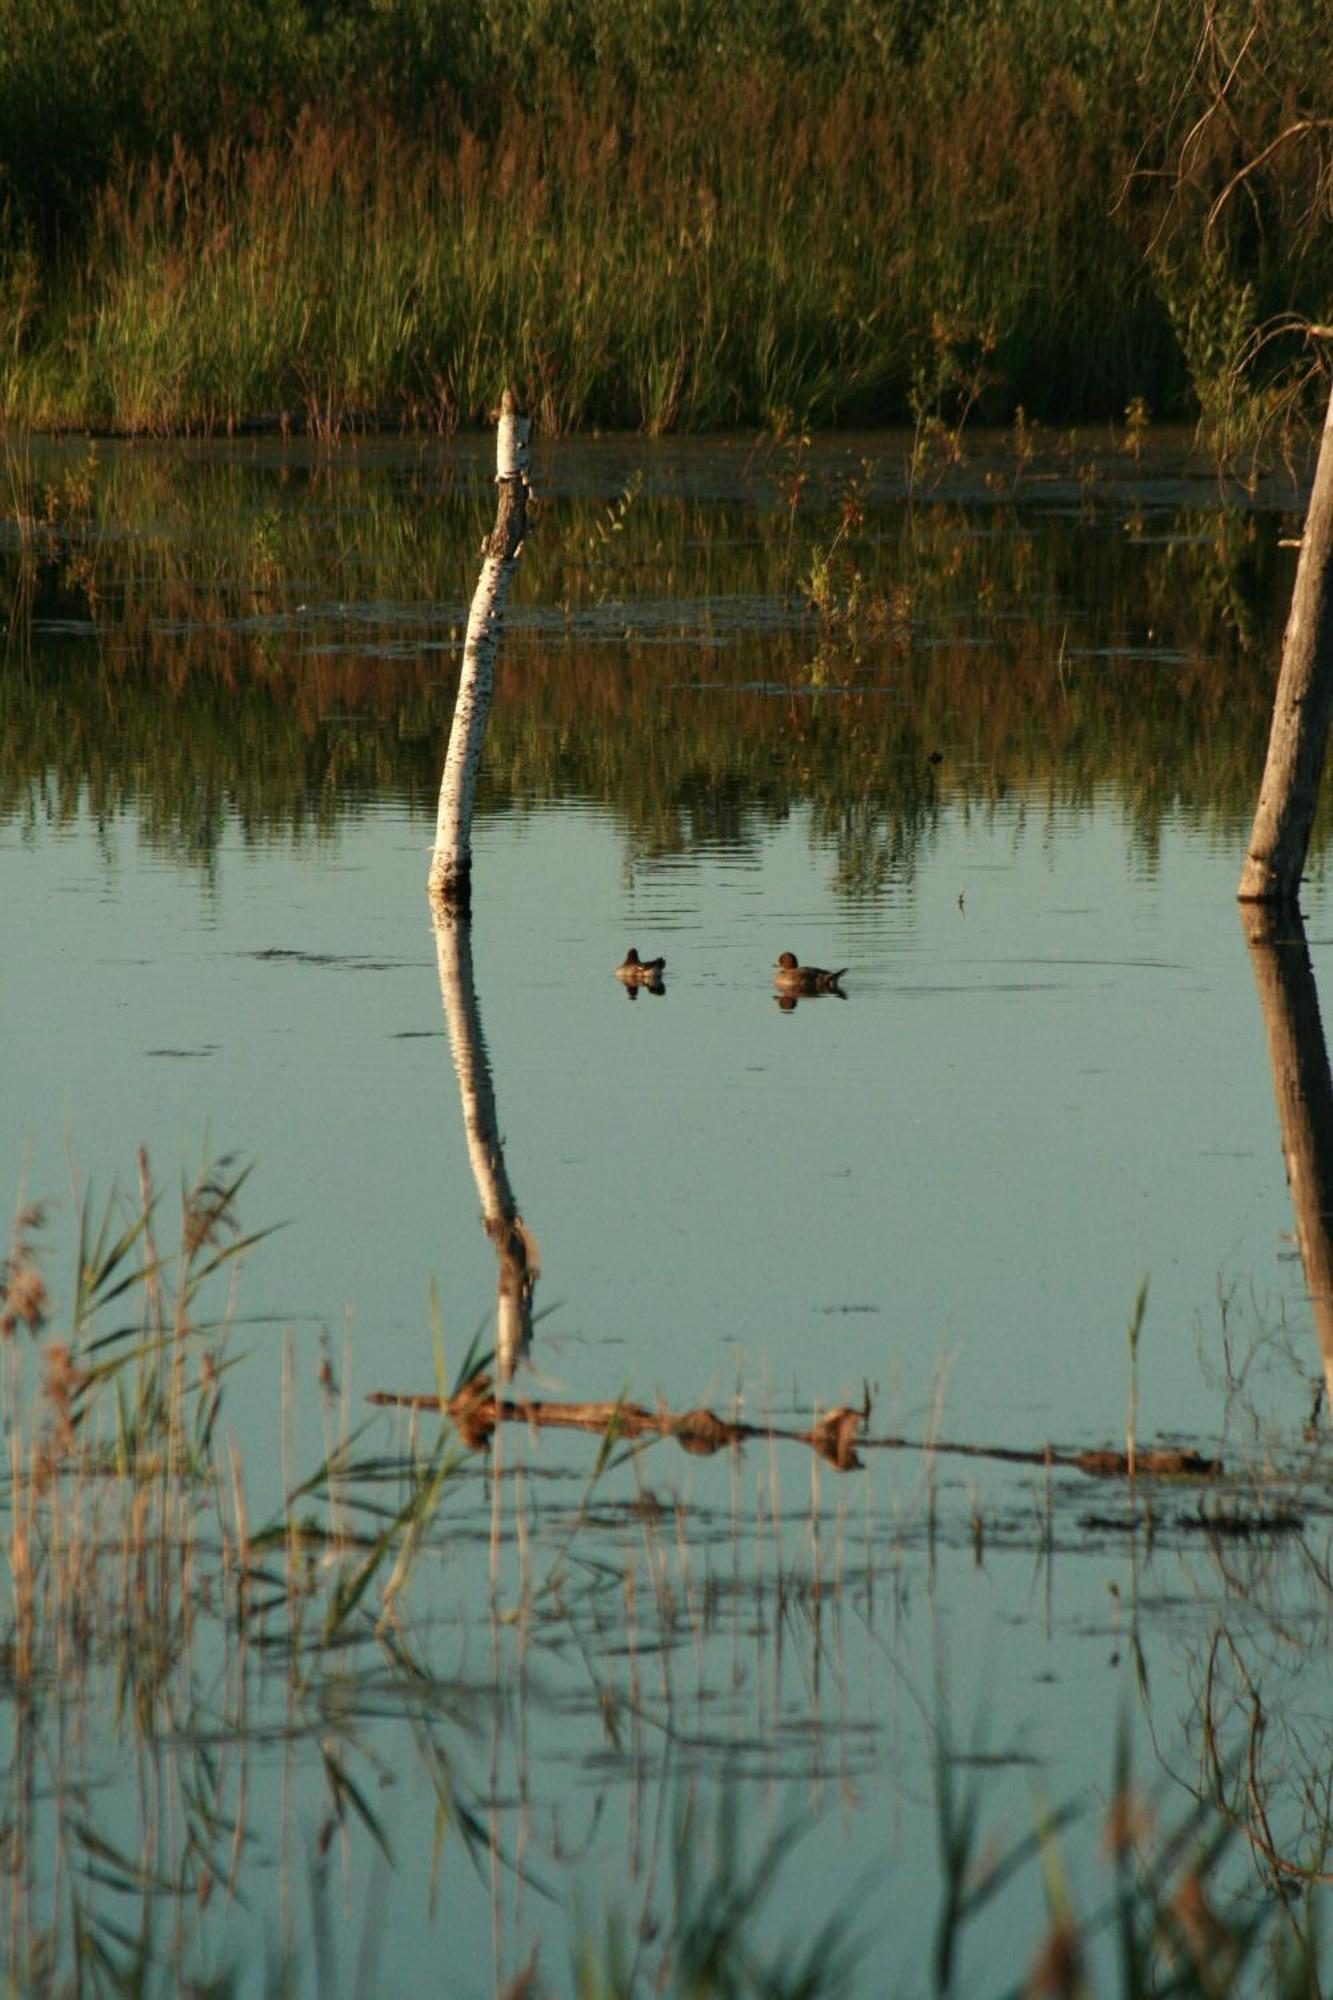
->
[1126,1277,1149,1485]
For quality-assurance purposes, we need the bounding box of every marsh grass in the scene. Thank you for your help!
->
[4,0,1332,438]
[12,95,932,436]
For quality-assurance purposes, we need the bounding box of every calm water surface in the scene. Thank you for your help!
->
[4,432,1333,1992]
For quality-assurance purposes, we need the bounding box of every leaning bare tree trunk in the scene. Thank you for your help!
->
[1240,900,1333,1408]
[1238,376,1333,903]
[427,391,531,914]
[432,907,540,1379]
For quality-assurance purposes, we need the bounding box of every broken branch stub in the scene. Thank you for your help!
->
[428,391,531,914]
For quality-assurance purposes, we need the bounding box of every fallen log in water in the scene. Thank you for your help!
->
[869,1433,1220,1479]
[369,1376,865,1468]
[367,1377,1220,1480]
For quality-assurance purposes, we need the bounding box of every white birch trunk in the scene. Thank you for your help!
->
[1238,375,1333,903]
[432,907,539,1380]
[428,391,531,914]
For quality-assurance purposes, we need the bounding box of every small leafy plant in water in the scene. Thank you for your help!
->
[907,314,998,493]
[558,469,645,611]
[798,458,890,663]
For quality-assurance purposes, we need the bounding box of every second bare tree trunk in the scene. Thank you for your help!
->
[1238,376,1333,904]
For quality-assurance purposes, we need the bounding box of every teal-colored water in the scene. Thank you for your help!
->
[2,433,1330,1993]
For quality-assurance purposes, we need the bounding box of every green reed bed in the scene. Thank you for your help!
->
[8,94,931,435]
[3,0,1333,436]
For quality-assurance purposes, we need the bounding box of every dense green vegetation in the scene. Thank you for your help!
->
[1,0,1331,435]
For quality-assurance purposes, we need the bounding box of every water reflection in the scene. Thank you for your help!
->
[1241,901,1333,1404]
[12,435,1333,1988]
[0,437,1301,891]
[431,911,539,1379]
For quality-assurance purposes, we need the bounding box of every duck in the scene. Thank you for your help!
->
[615,948,667,987]
[773,950,847,997]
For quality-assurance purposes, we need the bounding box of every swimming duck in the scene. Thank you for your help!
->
[773,950,847,997]
[615,948,667,987]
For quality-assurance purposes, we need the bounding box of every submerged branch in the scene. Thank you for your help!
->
[369,1378,867,1470]
[367,1379,1221,1481]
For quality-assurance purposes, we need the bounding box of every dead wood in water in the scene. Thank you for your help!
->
[1238,372,1333,904]
[869,1433,1219,1479]
[368,1378,867,1469]
[367,1378,1220,1480]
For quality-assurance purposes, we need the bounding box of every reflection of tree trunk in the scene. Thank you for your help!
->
[1241,900,1333,1402]
[427,392,530,916]
[1237,376,1333,904]
[432,910,539,1381]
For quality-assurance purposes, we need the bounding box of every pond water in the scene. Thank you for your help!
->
[4,429,1333,1993]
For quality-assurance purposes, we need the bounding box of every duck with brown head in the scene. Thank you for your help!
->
[772,950,847,998]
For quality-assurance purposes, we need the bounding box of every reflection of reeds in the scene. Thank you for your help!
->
[0,444,1308,885]
[0,1150,490,1988]
[1,1154,263,1982]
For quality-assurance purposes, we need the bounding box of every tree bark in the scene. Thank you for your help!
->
[369,1380,867,1469]
[427,391,530,915]
[432,908,539,1381]
[1238,376,1333,903]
